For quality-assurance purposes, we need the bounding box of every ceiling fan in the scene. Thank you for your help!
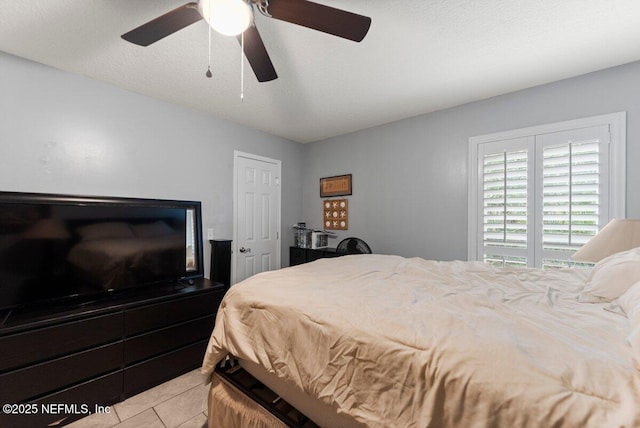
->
[121,0,372,82]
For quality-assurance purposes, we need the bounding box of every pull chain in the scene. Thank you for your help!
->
[205,1,213,78]
[240,32,245,101]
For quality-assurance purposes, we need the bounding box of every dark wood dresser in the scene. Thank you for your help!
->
[0,279,224,428]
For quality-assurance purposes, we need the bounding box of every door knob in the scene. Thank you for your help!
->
[239,247,251,253]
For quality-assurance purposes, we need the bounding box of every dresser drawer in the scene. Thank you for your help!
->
[0,371,123,428]
[0,341,123,403]
[124,291,222,336]
[124,314,215,365]
[123,340,208,397]
[0,311,123,372]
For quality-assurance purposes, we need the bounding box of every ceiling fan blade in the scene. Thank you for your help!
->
[266,0,371,42]
[122,2,203,46]
[238,25,278,82]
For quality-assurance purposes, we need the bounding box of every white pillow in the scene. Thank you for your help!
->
[617,281,640,324]
[579,247,640,303]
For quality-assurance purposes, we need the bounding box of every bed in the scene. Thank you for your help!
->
[202,253,640,427]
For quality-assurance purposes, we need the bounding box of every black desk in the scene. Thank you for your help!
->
[289,246,341,266]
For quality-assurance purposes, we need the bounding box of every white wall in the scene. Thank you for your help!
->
[303,61,640,260]
[0,52,304,273]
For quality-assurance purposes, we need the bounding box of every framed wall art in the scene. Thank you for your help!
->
[320,174,352,197]
[323,199,348,230]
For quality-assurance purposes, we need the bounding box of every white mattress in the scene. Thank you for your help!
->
[203,254,640,427]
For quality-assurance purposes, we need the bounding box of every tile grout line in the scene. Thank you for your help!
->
[154,383,209,428]
[115,370,205,424]
[68,370,206,428]
[152,407,168,428]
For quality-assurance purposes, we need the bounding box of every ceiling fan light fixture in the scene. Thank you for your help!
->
[200,0,253,37]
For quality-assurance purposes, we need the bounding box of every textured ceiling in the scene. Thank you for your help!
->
[2,1,640,143]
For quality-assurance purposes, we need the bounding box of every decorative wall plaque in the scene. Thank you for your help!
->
[323,199,348,230]
[320,174,352,197]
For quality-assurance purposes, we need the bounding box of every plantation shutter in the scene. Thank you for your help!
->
[479,138,534,266]
[536,125,610,268]
[475,125,611,269]
[478,137,534,267]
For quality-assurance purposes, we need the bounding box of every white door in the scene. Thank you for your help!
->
[233,151,281,284]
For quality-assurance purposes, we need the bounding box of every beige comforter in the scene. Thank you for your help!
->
[202,255,640,427]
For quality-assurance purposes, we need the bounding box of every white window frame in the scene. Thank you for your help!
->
[467,112,626,264]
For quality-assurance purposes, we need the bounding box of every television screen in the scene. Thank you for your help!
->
[0,193,203,311]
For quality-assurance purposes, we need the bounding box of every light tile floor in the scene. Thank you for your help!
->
[67,369,208,428]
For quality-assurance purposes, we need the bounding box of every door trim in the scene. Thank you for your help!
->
[232,151,282,285]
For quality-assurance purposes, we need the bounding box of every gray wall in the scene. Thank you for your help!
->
[303,61,640,260]
[4,51,639,268]
[0,52,304,274]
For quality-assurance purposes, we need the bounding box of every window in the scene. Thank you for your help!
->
[186,208,197,272]
[468,113,626,269]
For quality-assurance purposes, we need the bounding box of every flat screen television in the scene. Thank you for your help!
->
[0,192,204,311]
